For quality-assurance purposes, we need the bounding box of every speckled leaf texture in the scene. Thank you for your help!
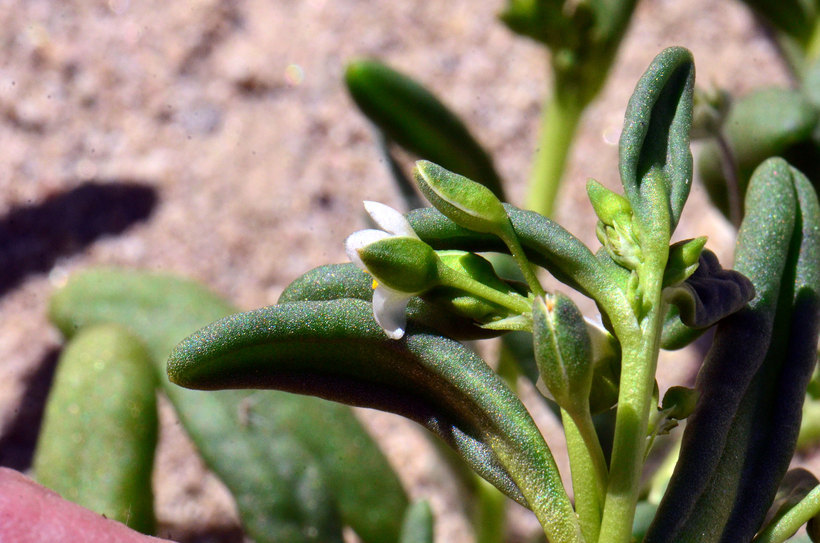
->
[645,158,820,543]
[49,269,407,543]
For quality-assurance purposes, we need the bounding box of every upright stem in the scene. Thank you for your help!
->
[563,409,607,543]
[525,87,585,218]
[598,286,667,542]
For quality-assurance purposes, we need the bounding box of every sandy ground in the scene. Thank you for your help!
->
[0,1,801,542]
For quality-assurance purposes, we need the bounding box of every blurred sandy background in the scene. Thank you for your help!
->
[0,1,794,541]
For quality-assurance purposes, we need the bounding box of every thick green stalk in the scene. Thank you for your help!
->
[525,88,585,218]
[598,281,667,542]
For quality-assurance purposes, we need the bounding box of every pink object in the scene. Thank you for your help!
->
[0,467,174,543]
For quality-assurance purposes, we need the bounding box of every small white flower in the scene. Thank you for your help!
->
[344,202,425,340]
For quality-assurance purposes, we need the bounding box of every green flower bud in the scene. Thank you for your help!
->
[588,179,643,270]
[358,237,441,294]
[663,237,707,287]
[587,178,632,225]
[532,293,593,414]
[414,160,510,235]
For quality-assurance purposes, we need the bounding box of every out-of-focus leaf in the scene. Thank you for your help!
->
[345,59,504,199]
[738,0,818,47]
[698,88,819,219]
[33,324,157,535]
[49,269,407,543]
[399,501,434,543]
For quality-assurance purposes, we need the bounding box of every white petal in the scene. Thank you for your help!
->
[364,201,417,238]
[372,285,411,339]
[344,229,391,270]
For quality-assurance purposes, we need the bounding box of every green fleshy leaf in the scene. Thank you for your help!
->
[762,469,820,532]
[659,305,707,350]
[407,204,625,320]
[660,386,698,421]
[168,298,583,542]
[49,269,407,543]
[399,501,434,543]
[345,59,504,199]
[698,88,818,220]
[664,248,755,329]
[33,324,157,534]
[620,47,695,234]
[279,262,501,340]
[646,158,820,542]
[533,293,593,415]
[663,237,707,287]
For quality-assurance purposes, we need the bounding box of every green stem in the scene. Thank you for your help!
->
[753,484,820,543]
[563,408,607,543]
[499,228,546,298]
[437,264,531,315]
[525,88,585,218]
[598,291,666,543]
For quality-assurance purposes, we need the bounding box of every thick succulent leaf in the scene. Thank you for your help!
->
[761,469,820,533]
[168,298,584,543]
[620,47,694,234]
[408,204,627,323]
[646,158,820,542]
[698,88,818,220]
[345,59,504,200]
[279,262,500,340]
[48,269,407,543]
[33,324,157,535]
[659,305,707,350]
[664,248,755,329]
